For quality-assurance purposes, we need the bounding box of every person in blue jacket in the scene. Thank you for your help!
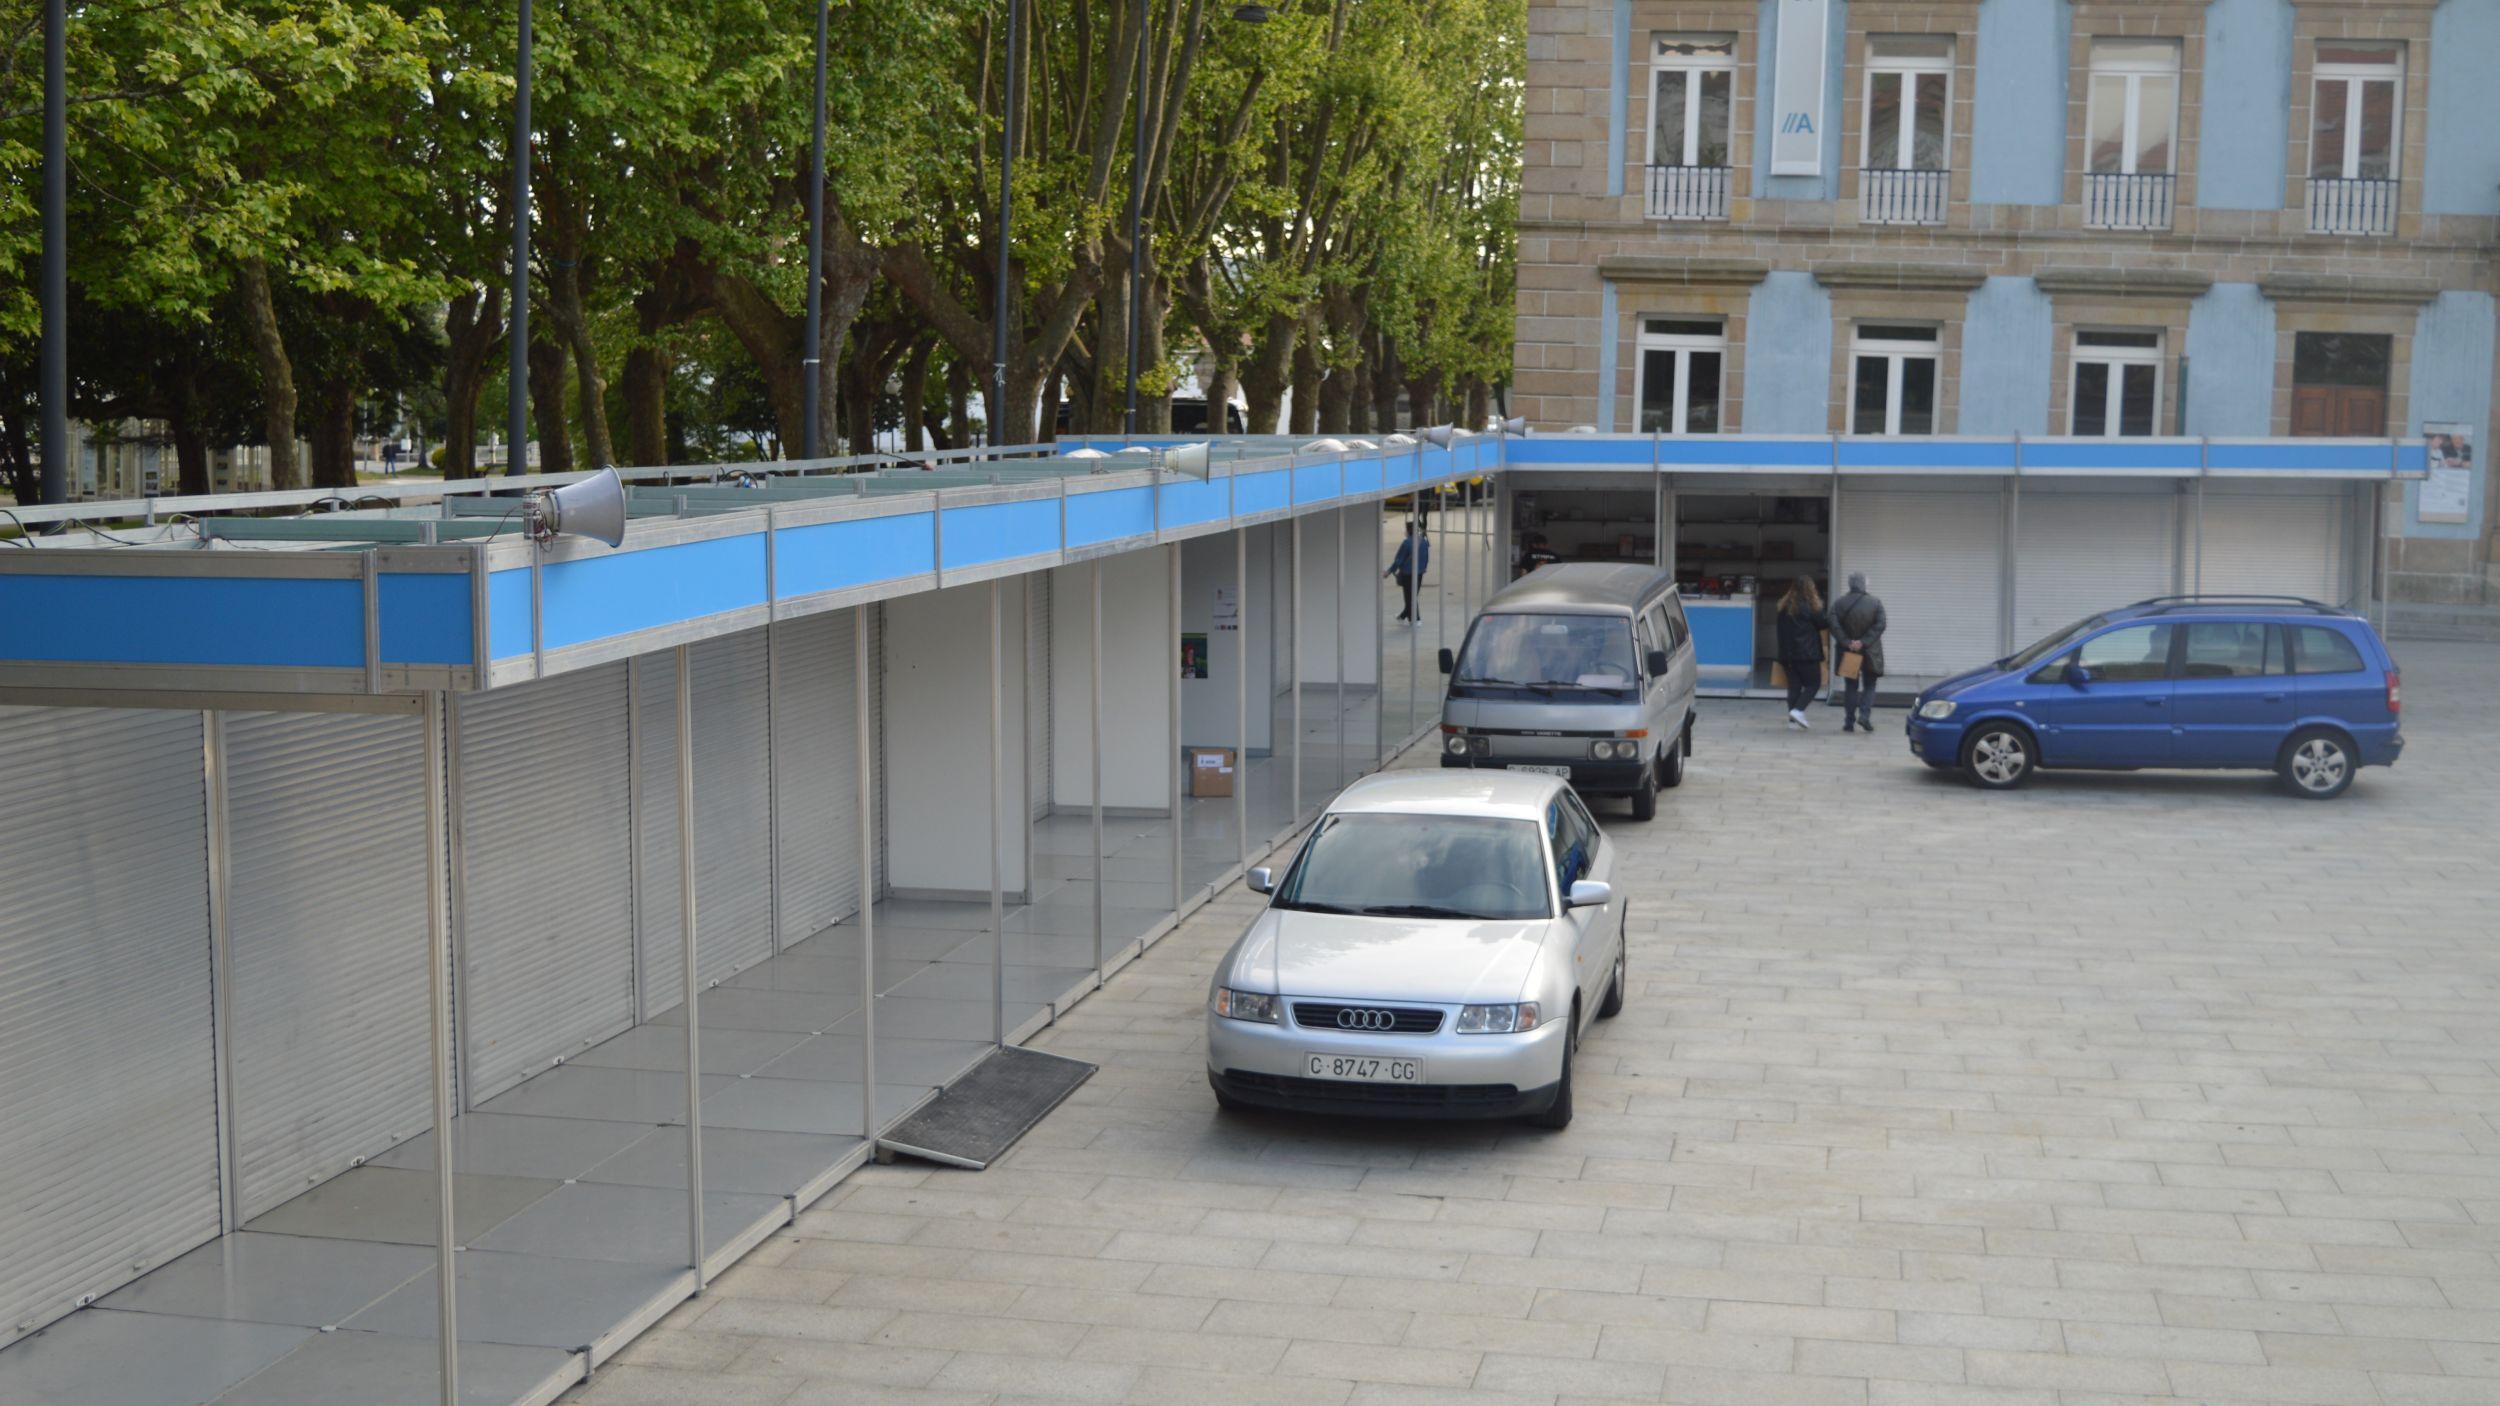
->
[1386,522,1430,624]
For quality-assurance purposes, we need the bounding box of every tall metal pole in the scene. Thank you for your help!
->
[420,692,460,1406]
[675,648,706,1287]
[1334,506,1347,789]
[1290,518,1302,820]
[989,581,1005,1047]
[801,0,829,460]
[1123,0,1145,438]
[1234,528,1248,867]
[991,0,1023,446]
[507,0,533,474]
[1090,563,1105,976]
[38,0,67,504]
[855,610,877,1139]
[1169,546,1182,913]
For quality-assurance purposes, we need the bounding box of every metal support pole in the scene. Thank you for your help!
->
[420,692,460,1406]
[991,0,1023,443]
[1234,528,1248,866]
[1091,562,1105,976]
[1169,546,1183,912]
[1335,506,1347,789]
[507,0,533,474]
[1124,0,1146,438]
[856,608,877,1138]
[38,0,67,504]
[1407,493,1420,752]
[203,713,240,1233]
[674,647,705,1287]
[1290,517,1303,820]
[801,0,829,460]
[1375,503,1387,764]
[989,580,1005,1047]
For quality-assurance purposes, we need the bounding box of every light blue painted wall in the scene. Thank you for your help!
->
[1752,0,1849,201]
[2403,292,2494,538]
[2199,0,2293,211]
[1971,0,2070,206]
[1608,0,1631,199]
[1958,278,2055,434]
[1597,280,1620,432]
[2183,283,2277,436]
[1743,272,1834,432]
[2426,0,2500,216]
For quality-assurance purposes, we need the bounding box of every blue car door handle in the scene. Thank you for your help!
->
[2142,697,2165,706]
[2262,691,2286,702]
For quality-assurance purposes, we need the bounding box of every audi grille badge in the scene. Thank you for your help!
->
[1335,1008,1397,1031]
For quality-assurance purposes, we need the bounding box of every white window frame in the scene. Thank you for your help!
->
[2311,43,2403,181]
[1848,325,1941,436]
[2069,330,2164,438]
[1646,34,1738,171]
[1635,319,1727,435]
[1862,37,1954,172]
[2085,39,2180,176]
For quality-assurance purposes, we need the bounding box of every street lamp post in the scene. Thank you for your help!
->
[1124,0,1144,439]
[39,0,67,504]
[991,0,1022,448]
[802,0,829,460]
[508,0,533,475]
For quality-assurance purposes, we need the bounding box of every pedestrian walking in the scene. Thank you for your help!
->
[1773,576,1827,729]
[1826,571,1887,733]
[1386,521,1429,624]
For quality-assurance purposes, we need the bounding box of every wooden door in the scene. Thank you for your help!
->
[2291,385,2386,437]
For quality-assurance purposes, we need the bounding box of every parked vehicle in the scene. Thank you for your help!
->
[1436,563,1697,820]
[1206,771,1626,1128]
[1905,596,2402,799]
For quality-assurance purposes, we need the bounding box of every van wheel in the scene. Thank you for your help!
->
[2279,728,2355,799]
[1629,770,1657,821]
[1525,1009,1577,1130]
[1657,734,1686,790]
[1962,722,2033,790]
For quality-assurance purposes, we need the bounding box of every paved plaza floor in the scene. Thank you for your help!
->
[566,640,2500,1406]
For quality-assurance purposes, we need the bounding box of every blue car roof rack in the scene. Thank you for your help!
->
[2123,594,2343,617]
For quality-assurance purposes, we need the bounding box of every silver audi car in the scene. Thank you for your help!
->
[1205,770,1626,1129]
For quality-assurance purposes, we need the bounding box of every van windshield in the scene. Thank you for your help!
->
[1451,613,1637,700]
[2005,614,2107,671]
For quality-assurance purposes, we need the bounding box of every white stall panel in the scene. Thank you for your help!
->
[1837,483,2006,680]
[774,611,864,946]
[2196,489,2348,604]
[456,664,636,1102]
[0,708,216,1349]
[2015,489,2178,642]
[227,710,433,1220]
[637,629,777,1016]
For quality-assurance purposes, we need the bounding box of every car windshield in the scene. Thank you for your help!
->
[1274,812,1551,921]
[2005,613,2108,671]
[1451,613,1637,699]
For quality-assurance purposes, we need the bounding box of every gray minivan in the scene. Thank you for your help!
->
[1437,563,1698,820]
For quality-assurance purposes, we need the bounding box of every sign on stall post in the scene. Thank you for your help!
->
[2420,423,2473,524]
[1769,0,1828,177]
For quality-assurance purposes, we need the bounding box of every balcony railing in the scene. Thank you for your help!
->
[2083,171,2176,231]
[2307,176,2399,236]
[1645,164,1732,221]
[1859,167,1949,226]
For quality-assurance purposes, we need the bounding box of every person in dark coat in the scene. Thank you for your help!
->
[1773,576,1827,728]
[1385,522,1429,624]
[1826,571,1887,733]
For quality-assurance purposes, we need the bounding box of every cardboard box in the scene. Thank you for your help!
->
[1186,746,1236,798]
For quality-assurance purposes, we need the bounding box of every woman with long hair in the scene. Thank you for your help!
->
[1774,575,1827,728]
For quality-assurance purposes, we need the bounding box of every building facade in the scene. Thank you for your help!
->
[1514,0,2499,619]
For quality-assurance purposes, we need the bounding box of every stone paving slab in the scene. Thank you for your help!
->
[568,640,2500,1406]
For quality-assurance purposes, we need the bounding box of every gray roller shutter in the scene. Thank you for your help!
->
[2195,489,2347,604]
[1837,483,2006,680]
[637,630,776,1015]
[0,708,217,1350]
[2015,489,2179,643]
[455,665,636,1102]
[1029,575,1052,821]
[773,612,862,946]
[226,710,433,1221]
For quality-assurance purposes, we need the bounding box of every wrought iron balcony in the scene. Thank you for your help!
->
[2083,171,2176,231]
[2307,176,2399,236]
[1645,164,1732,221]
[1859,168,1949,226]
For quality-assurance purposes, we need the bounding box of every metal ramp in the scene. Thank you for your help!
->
[876,1045,1096,1170]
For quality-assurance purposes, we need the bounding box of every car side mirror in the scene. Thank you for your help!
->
[1645,649,1670,676]
[2063,662,2093,688]
[1437,648,1455,675]
[1247,866,1275,895]
[1565,879,1612,909]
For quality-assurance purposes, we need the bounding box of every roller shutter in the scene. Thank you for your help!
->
[0,708,217,1350]
[455,665,636,1102]
[2014,489,2179,643]
[773,611,863,947]
[227,710,433,1221]
[1029,574,1052,821]
[637,630,776,1015]
[1837,483,2006,680]
[2195,489,2348,604]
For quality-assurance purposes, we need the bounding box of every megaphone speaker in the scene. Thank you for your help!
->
[1423,425,1456,448]
[528,467,628,548]
[1501,416,1528,436]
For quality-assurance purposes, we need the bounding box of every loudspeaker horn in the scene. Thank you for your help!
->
[1422,425,1456,448]
[526,467,628,547]
[1164,442,1211,474]
[1500,416,1528,436]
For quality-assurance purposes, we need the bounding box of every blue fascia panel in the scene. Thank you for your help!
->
[541,533,768,650]
[1660,439,1827,471]
[776,512,937,599]
[487,568,533,660]
[1157,475,1230,530]
[1505,438,1653,467]
[1384,453,1420,488]
[1343,456,1383,497]
[1838,440,2019,473]
[1066,486,1157,547]
[2206,441,2394,474]
[2394,442,2429,478]
[1421,445,1454,480]
[1,575,363,668]
[2019,441,2205,474]
[1292,462,1341,505]
[941,497,1062,568]
[1236,468,1291,516]
[378,574,474,666]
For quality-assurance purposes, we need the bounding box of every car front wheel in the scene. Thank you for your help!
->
[2280,728,2355,800]
[1525,1009,1576,1129]
[1963,722,2033,790]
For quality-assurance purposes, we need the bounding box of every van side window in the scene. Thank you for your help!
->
[1667,596,1691,648]
[2074,624,2174,682]
[1634,617,1658,675]
[2290,625,2367,675]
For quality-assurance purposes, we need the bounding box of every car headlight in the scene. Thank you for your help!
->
[1588,739,1641,760]
[1917,699,1957,720]
[1443,733,1471,756]
[1212,988,1280,1023]
[1455,1002,1541,1034]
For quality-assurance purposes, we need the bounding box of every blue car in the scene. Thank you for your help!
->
[1905,596,2402,799]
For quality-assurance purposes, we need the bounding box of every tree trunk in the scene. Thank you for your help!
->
[1465,378,1490,430]
[1206,359,1237,435]
[0,401,33,506]
[530,339,574,474]
[900,340,934,451]
[1240,312,1296,435]
[947,357,971,447]
[308,376,359,489]
[1369,331,1400,430]
[442,286,503,480]
[235,257,301,490]
[623,345,668,467]
[166,352,210,495]
[1317,357,1354,434]
[1347,356,1372,436]
[1289,331,1322,436]
[1406,373,1441,430]
[1140,280,1173,433]
[550,260,615,468]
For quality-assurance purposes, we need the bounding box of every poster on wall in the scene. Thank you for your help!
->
[1769,0,1828,177]
[1212,586,1239,633]
[2421,422,2474,524]
[1180,633,1209,680]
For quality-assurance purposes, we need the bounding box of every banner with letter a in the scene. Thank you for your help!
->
[1770,0,1828,177]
